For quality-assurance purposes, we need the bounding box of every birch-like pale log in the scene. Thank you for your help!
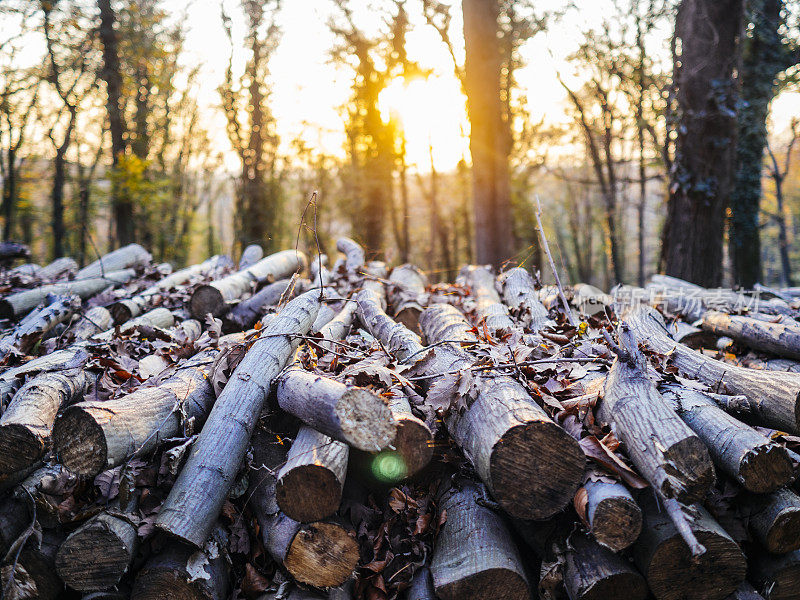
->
[77,243,151,279]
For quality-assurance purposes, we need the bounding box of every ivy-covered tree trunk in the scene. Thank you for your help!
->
[662,0,744,287]
[730,0,797,287]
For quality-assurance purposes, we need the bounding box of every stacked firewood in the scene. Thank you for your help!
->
[1,239,800,600]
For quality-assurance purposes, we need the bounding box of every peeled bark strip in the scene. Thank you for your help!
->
[72,306,114,340]
[625,304,800,433]
[276,425,348,523]
[38,256,77,280]
[189,249,306,319]
[600,329,714,503]
[0,368,87,473]
[238,244,263,270]
[430,481,529,600]
[0,268,135,319]
[458,265,516,336]
[751,549,800,600]
[632,495,746,600]
[110,255,229,323]
[420,306,585,520]
[661,385,794,493]
[276,365,395,452]
[702,311,800,360]
[357,288,425,363]
[498,267,552,333]
[131,529,230,600]
[249,428,359,588]
[54,346,221,476]
[227,278,298,330]
[0,294,79,357]
[583,476,642,551]
[55,511,138,591]
[156,291,319,547]
[0,346,88,408]
[388,264,428,332]
[742,488,800,554]
[563,532,648,600]
[77,243,151,279]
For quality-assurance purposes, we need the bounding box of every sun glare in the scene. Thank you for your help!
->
[378,77,469,172]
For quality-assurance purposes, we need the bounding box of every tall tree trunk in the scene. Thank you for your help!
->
[462,0,513,268]
[97,0,133,245]
[663,0,744,286]
[51,112,75,260]
[730,0,786,287]
[2,147,16,241]
[77,169,90,267]
[775,174,793,286]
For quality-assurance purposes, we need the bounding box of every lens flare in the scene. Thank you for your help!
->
[371,451,408,483]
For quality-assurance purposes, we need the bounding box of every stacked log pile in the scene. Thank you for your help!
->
[2,239,800,599]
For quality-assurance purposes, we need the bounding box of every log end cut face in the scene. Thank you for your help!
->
[335,388,396,452]
[762,562,800,600]
[765,508,800,554]
[490,421,585,519]
[132,568,213,600]
[435,567,529,600]
[276,465,343,523]
[0,300,14,320]
[55,520,133,591]
[53,407,108,476]
[0,423,46,474]
[592,496,643,552]
[738,443,795,494]
[645,529,745,600]
[579,572,648,600]
[109,302,134,325]
[661,436,716,503]
[284,522,359,588]
[189,285,224,320]
[393,416,434,477]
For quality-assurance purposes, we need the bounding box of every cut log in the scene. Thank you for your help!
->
[582,475,642,551]
[406,566,436,600]
[751,549,800,600]
[16,463,76,528]
[498,267,553,333]
[0,294,80,358]
[600,324,714,503]
[227,277,298,330]
[382,387,433,477]
[110,255,230,323]
[54,345,221,476]
[632,495,746,600]
[91,307,175,342]
[388,264,428,333]
[55,511,138,592]
[131,529,230,600]
[361,261,388,307]
[660,385,794,493]
[0,346,88,408]
[624,304,800,433]
[248,427,359,588]
[430,480,529,600]
[0,268,135,319]
[8,263,41,278]
[702,311,800,360]
[562,532,648,600]
[238,244,263,270]
[77,243,151,279]
[419,304,585,520]
[336,237,365,271]
[4,529,66,600]
[0,368,88,473]
[458,265,517,336]
[317,301,356,343]
[38,256,77,280]
[276,425,348,522]
[573,283,614,317]
[0,241,30,263]
[156,290,320,547]
[741,488,800,554]
[189,249,306,319]
[72,305,114,340]
[276,363,395,451]
[357,288,425,363]
[726,583,766,600]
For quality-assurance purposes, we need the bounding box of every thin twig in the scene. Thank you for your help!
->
[535,194,576,327]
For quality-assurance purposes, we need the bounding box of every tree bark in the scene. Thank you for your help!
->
[632,494,746,600]
[662,0,745,286]
[430,480,529,600]
[741,487,800,554]
[0,369,87,473]
[356,288,425,364]
[498,267,552,333]
[563,531,648,600]
[702,311,800,360]
[660,385,794,493]
[227,277,298,330]
[407,566,436,600]
[189,250,306,319]
[462,0,513,268]
[275,425,349,523]
[156,290,319,547]
[276,364,395,452]
[388,264,427,333]
[72,306,114,341]
[458,265,517,337]
[0,346,88,409]
[0,294,79,357]
[78,243,151,279]
[582,476,642,552]
[38,257,77,280]
[238,243,263,270]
